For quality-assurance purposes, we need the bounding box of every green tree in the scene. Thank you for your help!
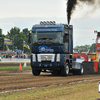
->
[6,27,31,54]
[0,28,6,50]
[74,45,90,52]
[89,43,96,53]
[22,28,30,37]
[6,27,21,51]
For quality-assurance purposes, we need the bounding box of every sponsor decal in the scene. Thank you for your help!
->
[39,46,54,52]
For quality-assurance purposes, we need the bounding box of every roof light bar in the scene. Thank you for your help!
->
[40,21,56,25]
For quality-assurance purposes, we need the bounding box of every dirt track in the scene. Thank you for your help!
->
[0,69,100,93]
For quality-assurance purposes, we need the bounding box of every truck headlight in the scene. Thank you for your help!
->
[33,54,36,62]
[56,54,60,62]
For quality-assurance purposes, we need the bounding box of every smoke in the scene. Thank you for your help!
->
[66,0,100,25]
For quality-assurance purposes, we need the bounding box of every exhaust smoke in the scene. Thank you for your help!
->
[66,0,100,25]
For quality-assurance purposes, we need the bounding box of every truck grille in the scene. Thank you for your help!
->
[37,54,55,62]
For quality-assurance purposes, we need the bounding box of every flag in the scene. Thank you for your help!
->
[23,41,30,50]
[4,38,12,45]
[6,45,9,50]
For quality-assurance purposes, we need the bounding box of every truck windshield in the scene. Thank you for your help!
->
[32,32,63,44]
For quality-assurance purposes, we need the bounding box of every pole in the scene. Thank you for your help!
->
[12,40,14,51]
[23,46,24,53]
[92,39,94,52]
[23,40,24,53]
[3,39,4,51]
[3,44,4,51]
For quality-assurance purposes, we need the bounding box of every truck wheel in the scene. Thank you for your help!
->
[78,64,84,75]
[73,64,84,75]
[61,63,69,76]
[32,68,41,76]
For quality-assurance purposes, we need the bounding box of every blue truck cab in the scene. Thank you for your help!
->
[30,21,84,76]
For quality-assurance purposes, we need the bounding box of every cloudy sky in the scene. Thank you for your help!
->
[0,0,100,47]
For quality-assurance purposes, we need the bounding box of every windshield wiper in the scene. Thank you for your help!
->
[34,38,61,44]
[38,38,54,43]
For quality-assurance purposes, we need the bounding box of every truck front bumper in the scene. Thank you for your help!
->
[31,62,64,70]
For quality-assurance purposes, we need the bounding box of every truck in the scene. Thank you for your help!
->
[28,21,84,76]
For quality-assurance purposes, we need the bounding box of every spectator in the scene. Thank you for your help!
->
[1,54,3,58]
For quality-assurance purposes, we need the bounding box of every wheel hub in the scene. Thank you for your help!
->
[66,65,69,74]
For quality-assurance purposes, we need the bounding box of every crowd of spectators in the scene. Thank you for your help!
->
[0,53,30,59]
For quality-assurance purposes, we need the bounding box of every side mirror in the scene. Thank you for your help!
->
[63,35,69,43]
[28,33,31,43]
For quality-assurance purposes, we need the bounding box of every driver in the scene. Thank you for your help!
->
[55,34,63,43]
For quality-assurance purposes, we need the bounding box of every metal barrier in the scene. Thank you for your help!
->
[83,61,100,74]
[0,62,30,67]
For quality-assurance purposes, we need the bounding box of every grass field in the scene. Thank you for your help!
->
[0,66,31,70]
[0,81,100,100]
[0,66,100,100]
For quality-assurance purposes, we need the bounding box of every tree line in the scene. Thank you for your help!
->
[74,44,96,53]
[0,27,31,54]
[0,27,96,53]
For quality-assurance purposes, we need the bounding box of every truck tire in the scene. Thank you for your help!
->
[73,64,84,75]
[61,63,69,76]
[78,64,84,75]
[32,68,41,76]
